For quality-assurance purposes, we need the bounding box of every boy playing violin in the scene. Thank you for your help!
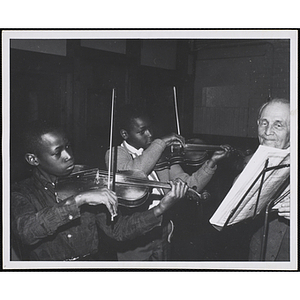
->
[105,105,231,261]
[10,120,188,261]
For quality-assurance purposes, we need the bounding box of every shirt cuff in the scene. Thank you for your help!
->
[143,207,163,228]
[152,139,167,149]
[202,160,218,174]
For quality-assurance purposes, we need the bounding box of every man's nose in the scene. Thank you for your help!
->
[146,129,152,137]
[63,149,73,161]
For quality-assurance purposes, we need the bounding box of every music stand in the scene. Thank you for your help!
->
[260,175,290,261]
[222,159,290,261]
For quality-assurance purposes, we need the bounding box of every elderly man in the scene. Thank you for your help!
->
[249,98,290,261]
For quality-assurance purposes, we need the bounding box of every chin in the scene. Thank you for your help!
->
[63,166,74,176]
[262,141,277,148]
[260,139,276,148]
[262,142,286,149]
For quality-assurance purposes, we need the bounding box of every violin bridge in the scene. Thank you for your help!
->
[94,170,100,185]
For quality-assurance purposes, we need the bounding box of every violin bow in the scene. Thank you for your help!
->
[173,86,181,136]
[107,88,118,220]
[107,88,116,190]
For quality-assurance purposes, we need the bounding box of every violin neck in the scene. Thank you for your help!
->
[174,143,223,152]
[147,181,170,190]
[117,178,170,190]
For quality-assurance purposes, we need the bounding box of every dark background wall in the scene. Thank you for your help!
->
[10,38,290,181]
[193,39,290,138]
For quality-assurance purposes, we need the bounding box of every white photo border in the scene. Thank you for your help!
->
[2,29,298,270]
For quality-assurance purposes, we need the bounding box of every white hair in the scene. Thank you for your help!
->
[258,98,290,119]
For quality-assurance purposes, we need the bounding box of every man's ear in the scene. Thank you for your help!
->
[120,129,128,140]
[25,153,39,166]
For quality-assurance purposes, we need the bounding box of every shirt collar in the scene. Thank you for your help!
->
[33,168,56,189]
[122,141,144,156]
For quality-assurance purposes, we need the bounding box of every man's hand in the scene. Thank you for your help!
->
[75,188,118,219]
[153,179,188,217]
[162,133,185,147]
[277,197,290,220]
[208,144,232,168]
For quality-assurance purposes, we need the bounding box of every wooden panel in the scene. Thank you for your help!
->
[11,39,67,56]
[202,85,250,108]
[141,40,177,70]
[193,43,273,138]
[193,107,248,137]
[80,39,126,54]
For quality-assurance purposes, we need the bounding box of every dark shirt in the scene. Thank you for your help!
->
[11,168,162,261]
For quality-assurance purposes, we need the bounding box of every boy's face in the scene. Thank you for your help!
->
[257,102,290,149]
[123,117,153,150]
[34,130,75,177]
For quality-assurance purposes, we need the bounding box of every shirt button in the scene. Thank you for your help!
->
[68,215,73,220]
[67,234,72,238]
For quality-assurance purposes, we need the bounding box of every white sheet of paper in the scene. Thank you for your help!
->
[209,145,290,230]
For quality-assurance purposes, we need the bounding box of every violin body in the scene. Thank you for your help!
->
[56,165,203,208]
[57,167,151,208]
[113,170,151,207]
[155,139,210,171]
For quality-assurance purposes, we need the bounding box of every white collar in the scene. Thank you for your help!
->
[122,141,144,156]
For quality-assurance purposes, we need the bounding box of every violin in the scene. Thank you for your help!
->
[57,89,203,210]
[154,87,214,170]
[155,87,252,171]
[56,166,203,208]
[155,139,214,171]
[155,140,253,171]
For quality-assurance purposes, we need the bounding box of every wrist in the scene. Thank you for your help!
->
[159,138,168,148]
[74,194,85,206]
[152,138,167,150]
[153,204,164,217]
[207,158,217,168]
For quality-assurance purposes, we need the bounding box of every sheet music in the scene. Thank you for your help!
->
[209,145,290,230]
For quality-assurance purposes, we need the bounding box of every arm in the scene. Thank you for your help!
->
[96,179,188,241]
[167,160,216,192]
[11,186,118,246]
[74,188,117,218]
[96,207,163,242]
[11,190,81,246]
[163,145,231,192]
[105,134,185,175]
[105,139,166,174]
[152,179,188,217]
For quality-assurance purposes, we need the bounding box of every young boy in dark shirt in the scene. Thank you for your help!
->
[11,120,188,261]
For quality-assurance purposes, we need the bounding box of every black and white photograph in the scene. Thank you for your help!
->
[2,29,298,272]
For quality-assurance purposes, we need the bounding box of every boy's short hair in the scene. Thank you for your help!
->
[20,119,63,154]
[117,104,150,132]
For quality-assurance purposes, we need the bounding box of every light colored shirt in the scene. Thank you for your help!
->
[121,141,163,209]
